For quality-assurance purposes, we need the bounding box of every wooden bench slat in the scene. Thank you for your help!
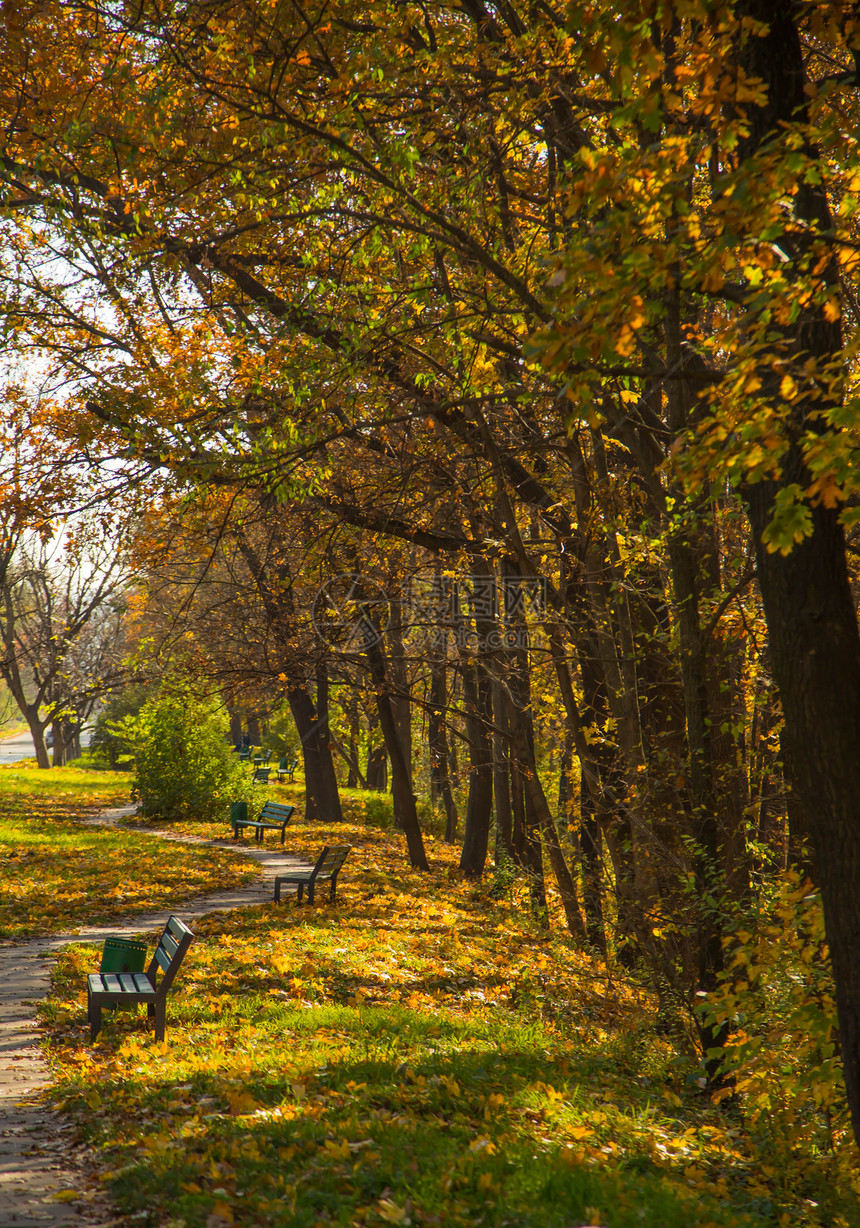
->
[161,932,180,959]
[154,946,173,972]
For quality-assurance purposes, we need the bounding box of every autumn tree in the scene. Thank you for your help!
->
[3,0,859,1124]
[0,516,133,766]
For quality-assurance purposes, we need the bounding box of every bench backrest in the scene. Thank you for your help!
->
[146,916,194,997]
[260,801,295,822]
[313,844,352,880]
[253,766,271,782]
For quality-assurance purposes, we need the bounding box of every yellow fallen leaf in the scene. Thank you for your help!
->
[228,1090,262,1115]
[377,1198,410,1224]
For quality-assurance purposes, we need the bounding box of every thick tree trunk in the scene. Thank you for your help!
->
[736,0,860,1145]
[580,783,606,955]
[287,685,343,823]
[505,633,548,922]
[749,485,860,1143]
[27,713,50,770]
[247,712,263,746]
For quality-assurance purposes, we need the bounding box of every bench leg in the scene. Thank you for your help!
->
[88,996,102,1042]
[274,879,306,903]
[152,1001,166,1043]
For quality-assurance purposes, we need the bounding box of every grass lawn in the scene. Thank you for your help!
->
[40,816,860,1228]
[0,762,259,940]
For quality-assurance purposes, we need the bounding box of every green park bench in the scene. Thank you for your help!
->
[273,844,352,905]
[87,916,194,1043]
[276,755,298,783]
[231,799,295,845]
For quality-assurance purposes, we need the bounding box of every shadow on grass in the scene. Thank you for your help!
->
[50,998,763,1228]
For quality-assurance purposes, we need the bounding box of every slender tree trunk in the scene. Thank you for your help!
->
[491,675,514,859]
[580,782,606,955]
[428,627,459,842]
[459,658,493,877]
[365,636,428,870]
[557,732,573,835]
[511,709,585,941]
[388,597,412,830]
[366,744,387,791]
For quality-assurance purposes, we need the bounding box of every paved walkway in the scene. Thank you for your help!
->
[0,806,309,1227]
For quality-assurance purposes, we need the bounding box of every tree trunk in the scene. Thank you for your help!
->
[388,597,412,830]
[459,658,493,878]
[27,713,50,769]
[365,636,429,870]
[511,710,585,941]
[429,627,459,843]
[366,744,387,791]
[287,685,343,823]
[736,0,860,1146]
[491,675,514,860]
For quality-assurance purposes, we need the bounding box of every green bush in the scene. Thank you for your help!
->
[114,695,258,822]
[89,684,156,769]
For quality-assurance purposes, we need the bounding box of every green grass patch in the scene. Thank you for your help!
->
[40,823,860,1228]
[0,764,259,940]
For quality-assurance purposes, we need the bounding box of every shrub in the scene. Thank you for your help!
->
[88,684,156,769]
[699,870,850,1174]
[115,694,257,822]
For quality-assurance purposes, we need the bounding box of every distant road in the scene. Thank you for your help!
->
[0,732,37,764]
[0,730,93,764]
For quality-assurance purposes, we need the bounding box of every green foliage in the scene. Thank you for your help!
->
[89,684,156,769]
[262,702,301,759]
[699,872,850,1174]
[116,694,258,822]
[341,787,395,831]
